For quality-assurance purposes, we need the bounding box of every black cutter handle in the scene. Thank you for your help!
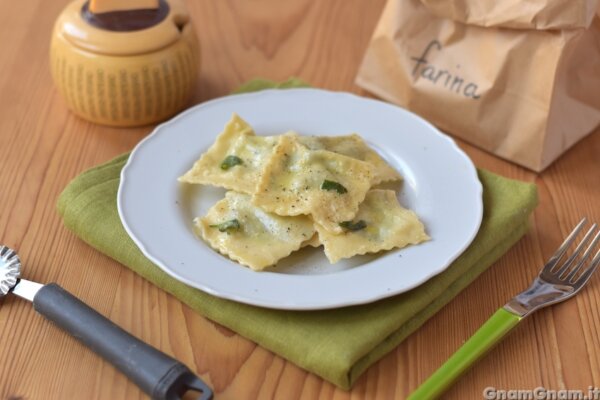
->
[33,283,212,400]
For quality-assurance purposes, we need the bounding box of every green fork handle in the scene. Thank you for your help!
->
[408,308,522,400]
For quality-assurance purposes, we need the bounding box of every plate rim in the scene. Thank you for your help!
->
[117,88,483,309]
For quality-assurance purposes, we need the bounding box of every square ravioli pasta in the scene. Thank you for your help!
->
[253,134,375,234]
[296,134,401,184]
[315,189,429,263]
[178,114,278,194]
[197,191,315,271]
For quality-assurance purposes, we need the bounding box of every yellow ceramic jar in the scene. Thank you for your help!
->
[50,0,199,127]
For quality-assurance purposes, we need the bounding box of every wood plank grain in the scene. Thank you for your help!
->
[0,0,598,399]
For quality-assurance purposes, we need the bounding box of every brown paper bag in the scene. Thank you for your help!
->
[356,0,600,171]
[420,0,598,29]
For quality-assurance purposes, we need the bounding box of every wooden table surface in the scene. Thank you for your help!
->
[0,1,599,399]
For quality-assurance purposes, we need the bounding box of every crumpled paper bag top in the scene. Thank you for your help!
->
[419,0,599,29]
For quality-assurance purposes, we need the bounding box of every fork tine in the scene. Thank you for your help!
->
[575,249,600,286]
[546,218,587,272]
[565,228,600,282]
[555,223,598,278]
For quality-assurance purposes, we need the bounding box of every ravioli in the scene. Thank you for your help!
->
[297,134,401,184]
[253,134,374,234]
[314,189,429,263]
[197,191,315,270]
[178,114,278,194]
[301,233,321,248]
[181,115,429,270]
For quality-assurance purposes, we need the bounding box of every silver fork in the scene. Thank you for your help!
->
[409,218,600,400]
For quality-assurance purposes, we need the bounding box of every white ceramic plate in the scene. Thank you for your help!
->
[118,89,482,310]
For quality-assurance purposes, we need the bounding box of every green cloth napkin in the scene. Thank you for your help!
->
[57,80,537,389]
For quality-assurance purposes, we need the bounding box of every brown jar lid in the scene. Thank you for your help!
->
[54,0,190,56]
[81,0,170,32]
